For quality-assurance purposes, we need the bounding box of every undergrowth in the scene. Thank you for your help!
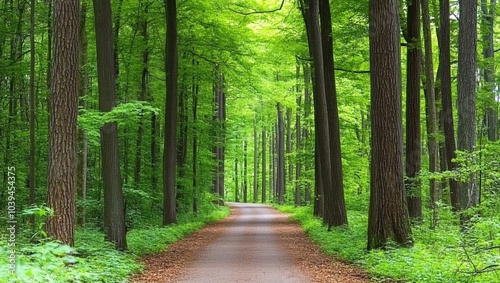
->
[278,205,500,283]
[0,204,230,282]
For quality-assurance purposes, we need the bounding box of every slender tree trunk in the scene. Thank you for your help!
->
[46,0,79,247]
[277,104,285,204]
[367,0,412,249]
[261,130,267,203]
[244,141,248,203]
[163,0,178,225]
[295,63,302,207]
[303,63,312,204]
[29,0,36,224]
[78,0,89,227]
[405,0,423,220]
[93,0,127,250]
[235,157,239,202]
[457,0,478,215]
[439,0,460,211]
[192,62,199,214]
[134,3,150,185]
[286,107,293,186]
[421,0,440,228]
[253,120,258,203]
[482,0,498,141]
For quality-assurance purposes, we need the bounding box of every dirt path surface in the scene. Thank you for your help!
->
[132,203,370,283]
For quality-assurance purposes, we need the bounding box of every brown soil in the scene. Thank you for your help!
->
[131,204,371,283]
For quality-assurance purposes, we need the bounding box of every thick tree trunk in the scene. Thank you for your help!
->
[46,0,79,247]
[163,0,178,225]
[405,0,423,220]
[93,0,127,250]
[319,0,348,227]
[367,0,412,250]
[457,0,478,214]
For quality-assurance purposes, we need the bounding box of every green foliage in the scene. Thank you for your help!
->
[0,205,230,282]
[278,205,500,282]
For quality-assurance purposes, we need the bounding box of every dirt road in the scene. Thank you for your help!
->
[132,203,370,283]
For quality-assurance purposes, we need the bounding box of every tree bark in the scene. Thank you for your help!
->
[439,0,460,211]
[93,0,127,250]
[253,119,259,203]
[29,0,36,224]
[262,130,267,203]
[482,0,498,141]
[163,0,178,225]
[421,0,440,228]
[457,0,478,214]
[46,0,79,247]
[277,103,285,205]
[367,0,412,249]
[404,0,423,220]
[319,0,348,227]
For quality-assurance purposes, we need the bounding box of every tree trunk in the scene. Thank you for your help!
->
[93,0,127,250]
[295,63,302,207]
[253,119,258,203]
[367,0,412,249]
[262,130,267,203]
[277,103,285,205]
[192,63,199,214]
[319,0,348,227]
[439,0,460,211]
[482,0,498,141]
[163,0,178,225]
[46,0,79,247]
[404,0,423,220]
[235,157,239,202]
[421,0,440,228]
[29,0,36,224]
[457,0,478,214]
[244,140,248,203]
[78,0,89,227]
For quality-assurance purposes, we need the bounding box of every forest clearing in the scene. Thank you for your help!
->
[1,0,499,282]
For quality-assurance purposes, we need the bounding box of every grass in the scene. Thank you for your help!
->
[0,204,230,283]
[277,205,500,283]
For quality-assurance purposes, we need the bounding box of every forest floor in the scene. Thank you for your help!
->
[131,203,371,283]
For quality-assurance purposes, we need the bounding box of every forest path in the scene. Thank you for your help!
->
[132,203,370,283]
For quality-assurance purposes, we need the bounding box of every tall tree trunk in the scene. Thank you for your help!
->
[404,0,423,220]
[253,119,258,203]
[78,0,89,227]
[286,107,293,185]
[482,0,498,141]
[303,63,312,204]
[163,0,178,225]
[439,0,460,211]
[261,130,267,203]
[134,2,150,185]
[457,0,478,214]
[295,62,302,207]
[277,103,285,204]
[46,0,79,247]
[192,62,199,214]
[243,141,248,203]
[319,0,348,227]
[421,0,440,228]
[367,0,412,249]
[29,0,36,224]
[93,0,127,250]
[235,157,239,202]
